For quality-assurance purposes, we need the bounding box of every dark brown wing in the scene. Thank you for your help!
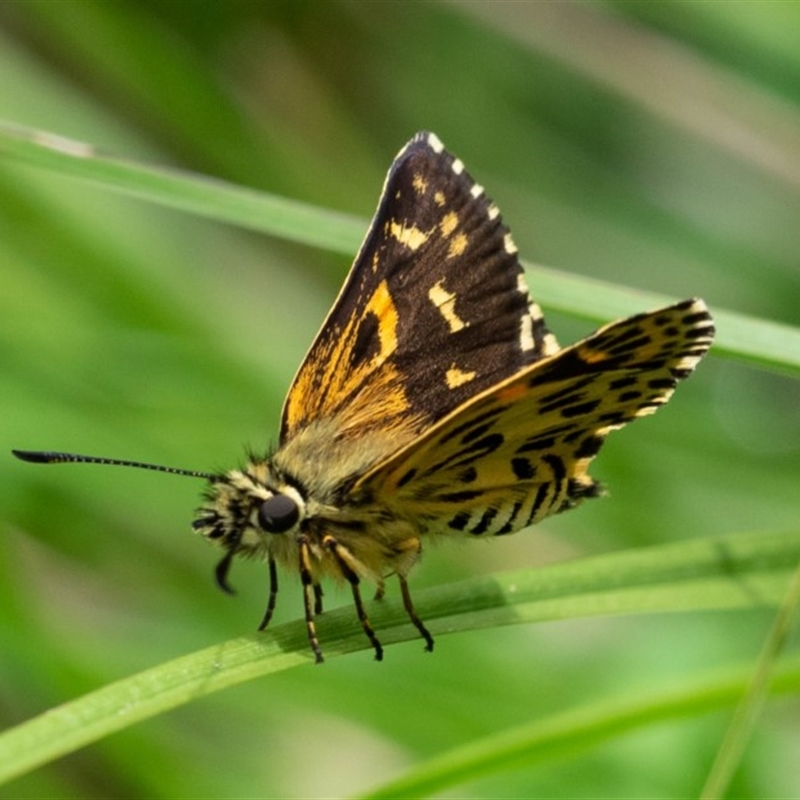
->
[280,132,558,443]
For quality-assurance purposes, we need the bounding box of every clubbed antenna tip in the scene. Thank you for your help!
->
[11,449,215,480]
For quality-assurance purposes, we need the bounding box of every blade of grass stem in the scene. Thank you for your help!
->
[357,658,800,800]
[700,557,800,799]
[0,528,797,786]
[1,121,798,376]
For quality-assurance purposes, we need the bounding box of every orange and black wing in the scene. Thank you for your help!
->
[356,299,715,537]
[280,132,558,444]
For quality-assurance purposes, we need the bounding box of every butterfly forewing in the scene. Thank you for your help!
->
[357,299,714,538]
[280,132,558,445]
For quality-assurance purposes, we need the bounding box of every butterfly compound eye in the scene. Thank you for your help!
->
[258,494,299,533]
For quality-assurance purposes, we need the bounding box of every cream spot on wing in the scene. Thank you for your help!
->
[503,233,518,254]
[470,182,484,198]
[520,315,535,352]
[488,203,500,220]
[427,132,444,153]
[439,211,459,238]
[447,232,469,259]
[451,158,465,175]
[428,280,468,332]
[412,173,428,194]
[434,191,446,207]
[390,219,428,250]
[446,365,477,388]
[543,332,559,353]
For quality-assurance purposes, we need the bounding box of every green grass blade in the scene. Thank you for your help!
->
[0,121,364,257]
[527,267,800,377]
[0,527,797,787]
[357,658,800,800]
[1,121,798,376]
[701,559,800,799]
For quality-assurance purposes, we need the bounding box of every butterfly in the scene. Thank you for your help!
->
[14,132,715,663]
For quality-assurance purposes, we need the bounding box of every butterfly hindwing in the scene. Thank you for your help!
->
[356,299,715,537]
[280,132,558,444]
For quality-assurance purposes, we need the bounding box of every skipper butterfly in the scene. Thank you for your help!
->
[14,132,714,662]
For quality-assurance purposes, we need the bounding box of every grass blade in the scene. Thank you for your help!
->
[358,658,800,800]
[0,527,797,787]
[1,121,798,376]
[700,558,800,799]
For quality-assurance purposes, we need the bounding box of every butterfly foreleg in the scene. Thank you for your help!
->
[214,547,237,595]
[322,534,384,661]
[298,535,325,664]
[257,556,279,631]
[398,573,434,652]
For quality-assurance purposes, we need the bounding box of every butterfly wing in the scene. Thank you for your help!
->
[355,299,715,537]
[280,132,558,445]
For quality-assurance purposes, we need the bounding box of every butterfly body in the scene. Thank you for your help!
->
[15,132,714,663]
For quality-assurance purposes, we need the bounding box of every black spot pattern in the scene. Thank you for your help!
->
[470,507,499,535]
[574,434,604,459]
[516,435,556,453]
[459,466,478,483]
[447,511,471,531]
[511,457,536,480]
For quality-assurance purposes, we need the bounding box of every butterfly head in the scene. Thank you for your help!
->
[192,461,307,585]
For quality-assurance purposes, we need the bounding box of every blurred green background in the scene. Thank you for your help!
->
[1,1,799,797]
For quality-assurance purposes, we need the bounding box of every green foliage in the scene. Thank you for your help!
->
[1,2,799,798]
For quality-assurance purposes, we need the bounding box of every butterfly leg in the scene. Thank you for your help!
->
[298,536,325,664]
[257,556,279,631]
[313,582,324,614]
[323,535,384,661]
[398,574,434,652]
[214,547,237,595]
[374,578,386,601]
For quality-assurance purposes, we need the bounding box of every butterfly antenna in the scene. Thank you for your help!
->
[11,449,216,480]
